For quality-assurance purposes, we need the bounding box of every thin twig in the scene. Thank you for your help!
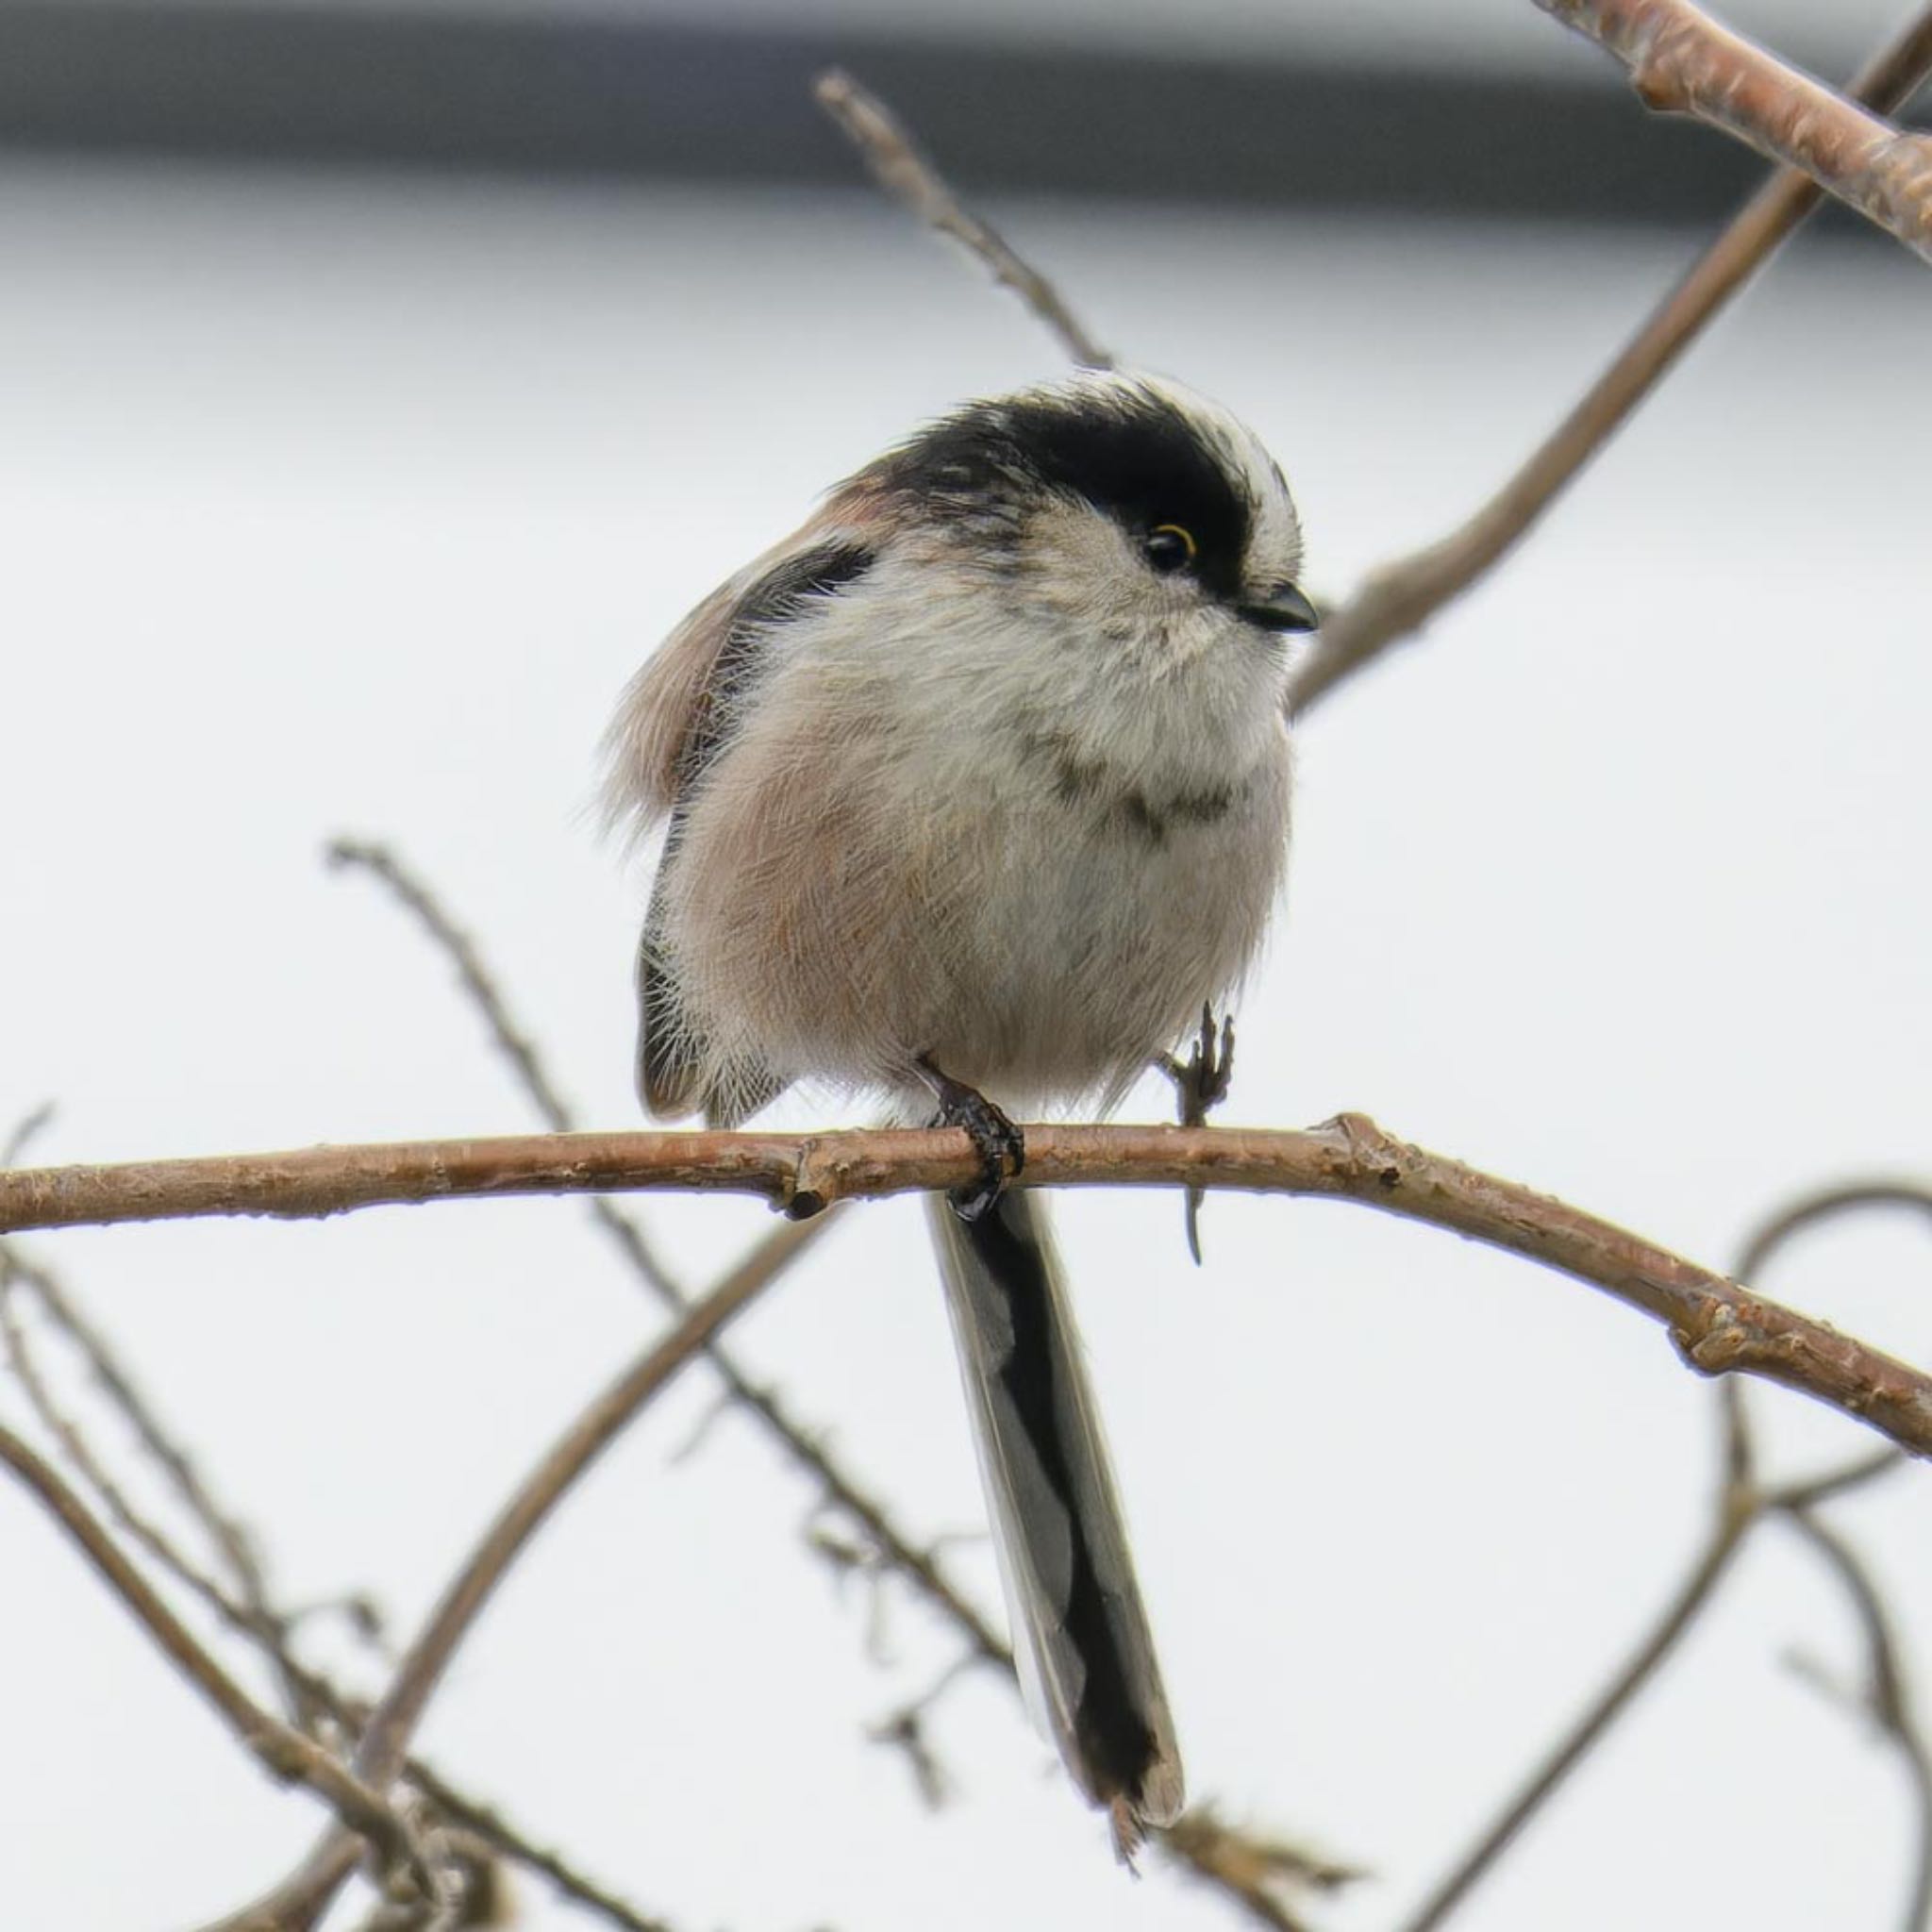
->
[1396,1471,1754,1932]
[327,839,590,1141]
[1779,1508,1932,1932]
[2,1101,56,1168]
[0,1420,437,1902]
[328,838,1009,1673]
[1161,1804,1368,1932]
[212,1217,824,1932]
[405,1758,676,1932]
[813,67,1112,368]
[1404,1174,1931,1927]
[0,1249,296,1683]
[3,1240,678,1927]
[1724,1177,1932,1499]
[1536,0,1932,263]
[10,1115,1932,1461]
[1290,8,1932,711]
[1737,1180,1932,1283]
[0,1242,316,1724]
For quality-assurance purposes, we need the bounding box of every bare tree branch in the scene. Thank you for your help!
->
[403,1760,677,1932]
[1779,1507,1932,1932]
[209,1217,823,1932]
[8,1115,1932,1460]
[0,1420,436,1902]
[1398,1463,1754,1932]
[1161,1805,1368,1932]
[1291,8,1932,710]
[328,837,1009,1674]
[1535,0,1932,263]
[1737,1180,1932,1282]
[1402,1179,1930,1927]
[3,1236,676,1928]
[813,67,1113,368]
[2,1101,56,1168]
[0,1241,320,1724]
[326,844,1300,1926]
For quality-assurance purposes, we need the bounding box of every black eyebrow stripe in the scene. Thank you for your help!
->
[875,386,1255,601]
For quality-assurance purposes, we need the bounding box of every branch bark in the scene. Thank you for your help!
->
[1536,0,1932,264]
[8,1113,1932,1461]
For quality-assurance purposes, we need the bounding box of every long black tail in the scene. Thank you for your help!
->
[927,1188,1183,1852]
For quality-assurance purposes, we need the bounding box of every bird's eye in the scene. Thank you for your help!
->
[1142,524,1197,575]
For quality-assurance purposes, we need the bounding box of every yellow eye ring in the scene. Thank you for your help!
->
[1144,524,1197,574]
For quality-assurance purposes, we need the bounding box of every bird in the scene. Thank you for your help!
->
[602,368,1313,1855]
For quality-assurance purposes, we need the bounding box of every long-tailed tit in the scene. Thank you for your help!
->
[603,370,1313,1853]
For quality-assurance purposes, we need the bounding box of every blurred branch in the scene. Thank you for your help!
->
[0,1420,436,1903]
[403,1760,678,1932]
[2,1101,56,1167]
[328,837,1009,1674]
[1399,1454,1755,1932]
[1401,1178,1931,1929]
[1737,1180,1932,1281]
[1535,0,1932,264]
[1,1238,672,1925]
[211,1217,823,1932]
[327,843,1305,1925]
[1779,1507,1932,1932]
[0,1242,318,1724]
[1291,7,1932,710]
[9,1115,1932,1462]
[1161,1806,1368,1932]
[814,67,1113,368]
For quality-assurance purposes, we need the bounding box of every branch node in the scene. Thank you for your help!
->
[784,1140,837,1221]
[1681,1307,1748,1374]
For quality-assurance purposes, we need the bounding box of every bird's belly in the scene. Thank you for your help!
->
[672,726,1290,1113]
[916,779,1287,1108]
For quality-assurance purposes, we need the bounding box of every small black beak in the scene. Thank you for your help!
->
[1238,582,1321,634]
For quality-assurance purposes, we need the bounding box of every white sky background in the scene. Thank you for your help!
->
[1,142,1930,1932]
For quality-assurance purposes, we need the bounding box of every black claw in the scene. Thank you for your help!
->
[917,1057,1024,1222]
[1158,1003,1237,1264]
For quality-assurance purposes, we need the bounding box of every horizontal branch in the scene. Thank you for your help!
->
[1537,0,1932,264]
[7,1114,1932,1460]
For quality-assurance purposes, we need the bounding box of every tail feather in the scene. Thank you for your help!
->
[927,1190,1183,1844]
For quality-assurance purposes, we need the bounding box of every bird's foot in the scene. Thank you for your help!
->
[1158,1003,1236,1264]
[916,1057,1024,1222]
